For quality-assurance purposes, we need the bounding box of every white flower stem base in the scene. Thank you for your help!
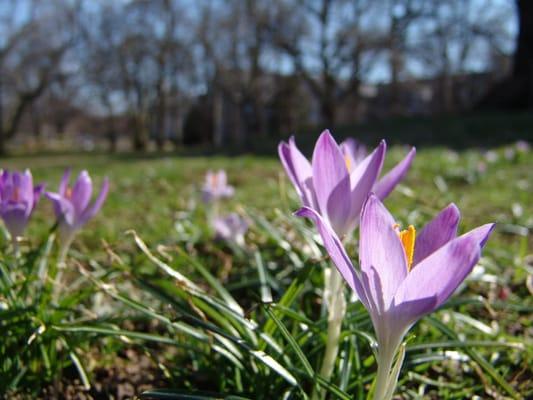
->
[373,339,406,400]
[11,236,20,261]
[52,233,75,303]
[312,266,346,400]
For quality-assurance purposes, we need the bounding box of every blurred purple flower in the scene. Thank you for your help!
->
[296,194,494,398]
[213,213,248,246]
[504,147,516,160]
[0,169,44,238]
[515,140,530,152]
[279,130,415,236]
[202,170,234,203]
[484,150,498,163]
[46,169,109,248]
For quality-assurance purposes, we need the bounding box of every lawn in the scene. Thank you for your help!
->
[1,140,532,399]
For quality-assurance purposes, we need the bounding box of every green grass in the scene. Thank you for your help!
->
[1,141,532,399]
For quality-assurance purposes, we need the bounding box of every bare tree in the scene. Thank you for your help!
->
[271,0,380,126]
[513,0,533,107]
[411,0,515,112]
[0,0,520,153]
[0,1,73,154]
[381,0,428,114]
[79,1,123,151]
[195,0,275,148]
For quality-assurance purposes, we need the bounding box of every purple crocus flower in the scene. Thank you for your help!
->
[0,169,44,238]
[202,170,235,203]
[213,213,248,247]
[297,194,494,399]
[279,130,415,237]
[46,169,109,252]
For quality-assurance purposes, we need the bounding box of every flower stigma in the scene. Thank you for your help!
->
[344,154,352,171]
[394,224,416,271]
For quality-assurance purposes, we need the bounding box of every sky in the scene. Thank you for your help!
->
[1,0,519,87]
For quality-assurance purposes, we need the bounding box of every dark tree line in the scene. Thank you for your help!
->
[0,0,526,154]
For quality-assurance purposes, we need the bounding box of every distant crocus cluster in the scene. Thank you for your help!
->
[201,169,248,247]
[0,168,108,261]
[213,213,248,247]
[202,170,234,203]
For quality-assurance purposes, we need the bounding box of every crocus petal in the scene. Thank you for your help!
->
[279,137,317,209]
[2,178,15,201]
[33,184,45,207]
[278,141,296,184]
[289,137,317,209]
[0,170,8,186]
[336,141,386,235]
[222,186,235,198]
[46,192,75,225]
[213,213,248,242]
[19,170,35,205]
[361,266,385,315]
[394,223,495,313]
[201,190,214,203]
[359,194,407,309]
[71,171,93,215]
[373,147,416,200]
[218,170,227,187]
[295,206,366,303]
[413,203,460,266]
[349,141,386,190]
[388,295,438,334]
[312,130,349,217]
[466,222,496,248]
[324,174,354,236]
[59,169,71,196]
[78,177,109,226]
[2,205,29,237]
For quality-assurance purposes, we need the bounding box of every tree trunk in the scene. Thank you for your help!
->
[132,114,148,151]
[441,73,454,113]
[477,0,533,110]
[108,131,118,153]
[513,0,533,107]
[389,14,403,116]
[213,90,224,147]
[0,75,4,155]
[320,97,336,127]
[155,81,166,151]
[107,116,117,153]
[0,132,5,155]
[31,104,42,138]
